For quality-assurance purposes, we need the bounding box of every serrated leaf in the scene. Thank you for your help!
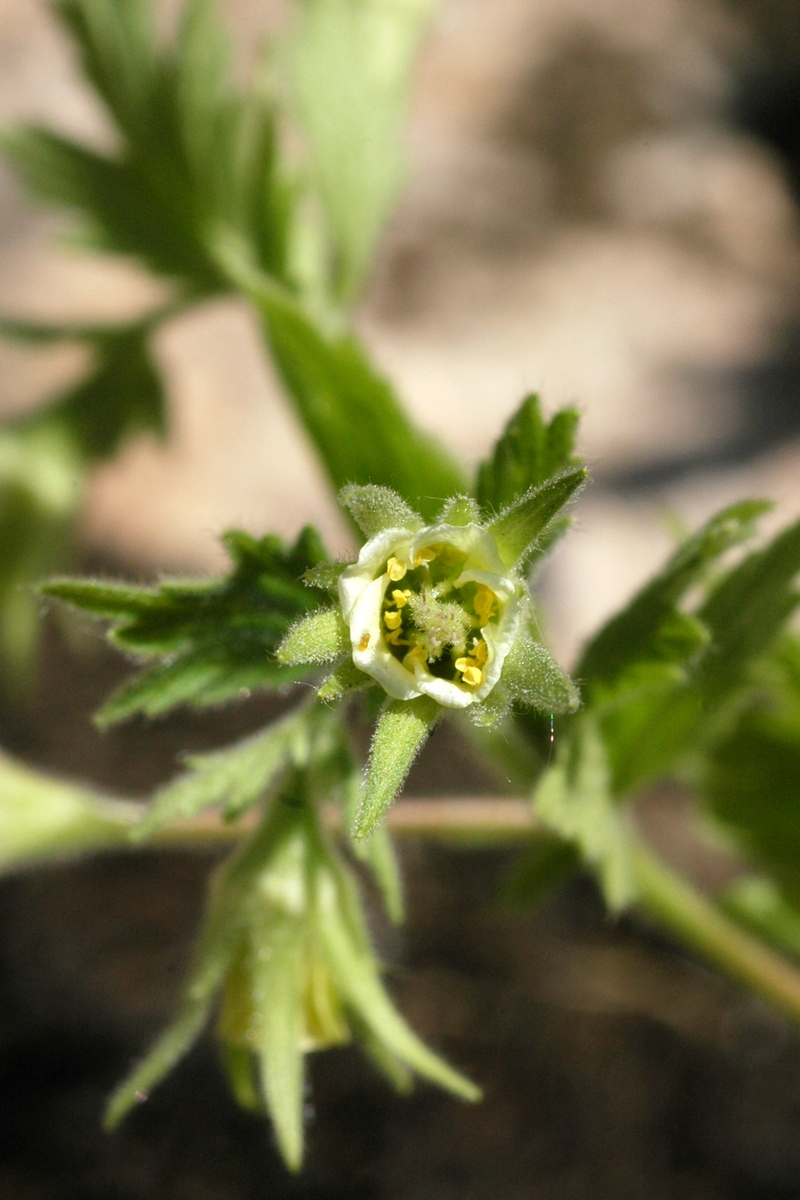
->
[258,291,465,522]
[44,526,328,720]
[339,484,423,538]
[277,606,349,665]
[476,394,580,514]
[134,705,313,840]
[577,500,771,689]
[488,467,587,569]
[503,631,580,714]
[289,0,435,304]
[533,717,634,910]
[354,696,439,839]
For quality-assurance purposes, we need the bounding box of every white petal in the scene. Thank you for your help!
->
[338,528,413,620]
[410,523,507,575]
[350,574,421,701]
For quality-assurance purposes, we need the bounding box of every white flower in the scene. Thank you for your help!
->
[338,522,524,709]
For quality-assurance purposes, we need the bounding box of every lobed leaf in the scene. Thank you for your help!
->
[476,394,580,514]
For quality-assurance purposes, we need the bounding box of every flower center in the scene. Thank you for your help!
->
[380,546,498,688]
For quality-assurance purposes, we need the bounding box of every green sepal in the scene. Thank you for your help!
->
[503,631,580,714]
[488,466,587,569]
[317,659,373,702]
[468,685,510,729]
[476,394,580,514]
[303,559,351,595]
[533,716,634,911]
[343,769,404,923]
[339,483,423,538]
[277,606,349,665]
[437,495,481,526]
[354,696,439,839]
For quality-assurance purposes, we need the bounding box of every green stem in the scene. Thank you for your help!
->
[633,840,800,1025]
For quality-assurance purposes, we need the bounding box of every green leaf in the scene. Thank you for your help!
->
[476,394,580,514]
[354,696,439,839]
[0,749,135,872]
[488,467,587,569]
[43,526,328,720]
[696,516,800,703]
[57,0,158,141]
[503,630,580,714]
[576,500,771,689]
[257,291,466,522]
[277,606,349,666]
[436,495,481,526]
[339,484,423,539]
[289,0,435,304]
[533,716,634,910]
[133,705,313,840]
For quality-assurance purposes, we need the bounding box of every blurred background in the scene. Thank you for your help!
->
[2,0,800,1196]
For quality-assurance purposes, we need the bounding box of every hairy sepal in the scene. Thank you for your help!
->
[339,484,423,539]
[354,696,439,839]
[488,467,587,569]
[277,606,349,666]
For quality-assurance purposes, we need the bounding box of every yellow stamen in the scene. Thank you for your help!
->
[384,610,402,631]
[386,629,407,646]
[358,632,370,651]
[414,545,438,566]
[392,589,412,608]
[471,639,488,665]
[386,557,407,582]
[455,656,483,687]
[474,585,497,625]
[403,643,427,666]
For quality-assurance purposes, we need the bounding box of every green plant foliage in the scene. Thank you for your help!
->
[476,394,581,514]
[488,466,587,569]
[503,629,581,714]
[355,695,439,838]
[719,875,800,962]
[339,483,424,539]
[257,291,466,520]
[277,605,350,666]
[42,526,328,721]
[533,716,634,910]
[289,0,436,304]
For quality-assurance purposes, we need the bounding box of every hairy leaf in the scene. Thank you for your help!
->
[339,484,423,539]
[43,526,328,720]
[277,606,349,665]
[354,695,439,839]
[476,394,580,514]
[488,467,587,569]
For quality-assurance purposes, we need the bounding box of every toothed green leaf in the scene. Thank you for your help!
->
[43,526,328,720]
[577,500,771,689]
[533,717,634,910]
[133,706,313,840]
[258,291,465,522]
[354,696,439,839]
[339,484,423,538]
[277,606,349,666]
[488,467,587,569]
[477,394,580,514]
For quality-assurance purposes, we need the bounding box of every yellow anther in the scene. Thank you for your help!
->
[474,585,497,625]
[455,656,483,687]
[358,632,370,651]
[414,545,438,566]
[471,639,488,665]
[391,589,412,608]
[403,642,427,666]
[386,557,407,582]
[384,610,402,630]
